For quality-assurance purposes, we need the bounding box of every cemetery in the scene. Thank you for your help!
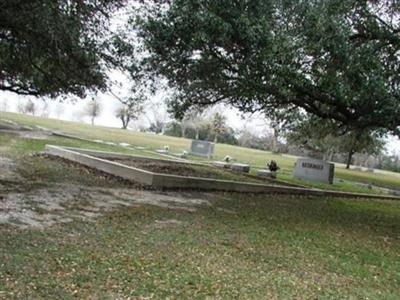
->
[2,1,400,297]
[1,114,400,299]
[43,144,400,200]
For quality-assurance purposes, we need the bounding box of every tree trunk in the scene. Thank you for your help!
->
[121,116,129,129]
[346,150,354,169]
[214,135,218,143]
[91,116,94,125]
[272,128,279,153]
[181,125,185,138]
[328,151,334,162]
[195,128,199,140]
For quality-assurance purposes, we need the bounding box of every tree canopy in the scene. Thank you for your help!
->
[136,0,400,136]
[0,0,124,97]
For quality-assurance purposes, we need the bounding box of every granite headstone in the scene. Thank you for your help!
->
[190,140,215,159]
[294,158,334,184]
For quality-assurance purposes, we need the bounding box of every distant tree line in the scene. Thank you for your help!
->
[164,111,238,145]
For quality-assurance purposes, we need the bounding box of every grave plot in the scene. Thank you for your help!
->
[44,145,400,200]
[107,158,262,183]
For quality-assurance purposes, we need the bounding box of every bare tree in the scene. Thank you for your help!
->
[111,87,146,130]
[40,101,50,118]
[85,98,102,125]
[144,101,169,134]
[114,98,145,129]
[24,100,36,115]
[181,108,205,139]
[0,99,9,112]
[17,100,25,113]
[55,103,64,119]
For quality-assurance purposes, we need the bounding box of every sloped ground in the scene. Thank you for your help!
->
[0,151,210,229]
[1,127,400,299]
[0,183,210,229]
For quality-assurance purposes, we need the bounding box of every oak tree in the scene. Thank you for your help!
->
[137,0,400,136]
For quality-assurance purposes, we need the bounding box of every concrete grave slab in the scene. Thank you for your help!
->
[294,158,334,184]
[213,161,231,169]
[44,145,400,201]
[230,163,250,173]
[257,169,277,179]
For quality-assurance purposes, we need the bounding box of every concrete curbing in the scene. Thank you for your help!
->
[44,145,400,201]
[45,145,154,185]
[58,146,204,166]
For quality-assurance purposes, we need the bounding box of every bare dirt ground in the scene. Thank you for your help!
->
[110,158,264,183]
[0,152,211,229]
[0,183,211,229]
[111,158,229,178]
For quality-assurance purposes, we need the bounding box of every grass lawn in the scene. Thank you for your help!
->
[1,119,400,298]
[1,111,399,194]
[2,194,400,299]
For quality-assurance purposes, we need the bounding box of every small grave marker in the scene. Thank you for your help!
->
[257,169,276,179]
[156,149,169,154]
[213,161,230,169]
[230,163,250,173]
[135,146,147,150]
[294,158,334,184]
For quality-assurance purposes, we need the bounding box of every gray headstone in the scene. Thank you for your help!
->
[190,140,215,159]
[257,169,276,179]
[230,163,250,173]
[294,158,334,184]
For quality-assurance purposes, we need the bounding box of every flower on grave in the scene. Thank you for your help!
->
[224,155,232,162]
[164,145,169,151]
[267,160,280,172]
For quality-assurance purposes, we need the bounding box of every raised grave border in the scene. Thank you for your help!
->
[45,145,400,201]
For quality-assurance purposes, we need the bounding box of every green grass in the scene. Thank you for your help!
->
[1,116,400,298]
[2,112,400,194]
[1,194,400,298]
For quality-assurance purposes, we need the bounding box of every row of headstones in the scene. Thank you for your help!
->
[97,139,337,184]
[189,140,337,183]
